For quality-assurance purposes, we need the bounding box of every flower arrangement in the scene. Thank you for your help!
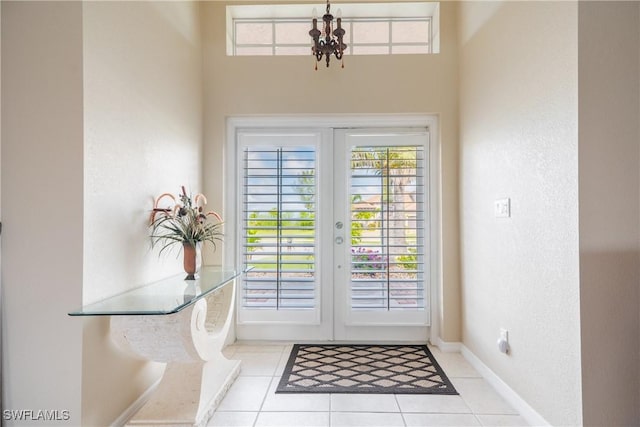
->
[149,186,223,256]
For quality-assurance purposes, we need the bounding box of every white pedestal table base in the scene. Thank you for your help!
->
[111,281,239,426]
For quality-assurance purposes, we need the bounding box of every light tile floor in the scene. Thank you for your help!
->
[209,343,529,427]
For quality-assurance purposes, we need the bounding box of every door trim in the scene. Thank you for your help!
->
[224,115,441,342]
[333,128,431,342]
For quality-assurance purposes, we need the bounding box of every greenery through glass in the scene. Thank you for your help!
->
[242,144,425,310]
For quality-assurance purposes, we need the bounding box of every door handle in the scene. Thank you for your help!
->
[335,221,343,230]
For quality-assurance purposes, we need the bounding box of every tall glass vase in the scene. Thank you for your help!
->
[182,241,202,280]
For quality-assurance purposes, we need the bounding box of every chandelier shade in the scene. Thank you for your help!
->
[309,0,347,69]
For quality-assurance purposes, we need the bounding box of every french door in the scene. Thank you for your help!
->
[234,126,431,342]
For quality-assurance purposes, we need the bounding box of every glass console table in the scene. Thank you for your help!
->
[69,268,242,316]
[70,267,244,427]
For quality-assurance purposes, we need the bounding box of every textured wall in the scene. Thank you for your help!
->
[2,2,84,424]
[578,2,640,425]
[459,2,582,425]
[81,2,203,425]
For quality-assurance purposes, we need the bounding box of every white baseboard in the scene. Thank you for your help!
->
[111,378,161,427]
[460,345,550,427]
[430,336,462,352]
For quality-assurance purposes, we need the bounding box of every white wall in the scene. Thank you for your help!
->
[202,1,462,342]
[578,2,640,425]
[81,2,203,425]
[459,2,582,425]
[1,2,84,424]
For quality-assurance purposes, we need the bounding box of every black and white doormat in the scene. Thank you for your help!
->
[276,344,457,395]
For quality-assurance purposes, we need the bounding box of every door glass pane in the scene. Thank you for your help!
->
[350,146,425,310]
[242,147,317,310]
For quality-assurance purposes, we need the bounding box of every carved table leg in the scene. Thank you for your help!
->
[111,281,240,426]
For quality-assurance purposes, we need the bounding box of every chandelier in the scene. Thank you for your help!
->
[309,0,347,69]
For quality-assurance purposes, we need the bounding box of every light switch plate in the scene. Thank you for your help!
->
[494,198,511,218]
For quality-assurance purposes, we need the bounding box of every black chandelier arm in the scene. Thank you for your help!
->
[311,42,346,62]
[309,19,321,39]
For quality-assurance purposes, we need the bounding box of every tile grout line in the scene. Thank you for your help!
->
[225,344,524,426]
[395,394,408,427]
[472,412,484,427]
[254,375,275,427]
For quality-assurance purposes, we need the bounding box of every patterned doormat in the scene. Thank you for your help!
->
[276,344,457,395]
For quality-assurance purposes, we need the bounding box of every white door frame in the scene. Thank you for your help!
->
[224,115,441,343]
[231,127,333,341]
[333,128,431,342]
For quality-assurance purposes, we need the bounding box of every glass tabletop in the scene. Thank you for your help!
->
[69,267,243,316]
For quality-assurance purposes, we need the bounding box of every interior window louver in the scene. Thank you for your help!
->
[242,147,317,310]
[350,146,426,311]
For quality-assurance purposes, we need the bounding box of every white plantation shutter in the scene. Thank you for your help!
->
[241,146,317,310]
[349,145,426,310]
[233,124,433,341]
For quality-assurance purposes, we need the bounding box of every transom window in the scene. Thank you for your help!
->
[226,3,440,56]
